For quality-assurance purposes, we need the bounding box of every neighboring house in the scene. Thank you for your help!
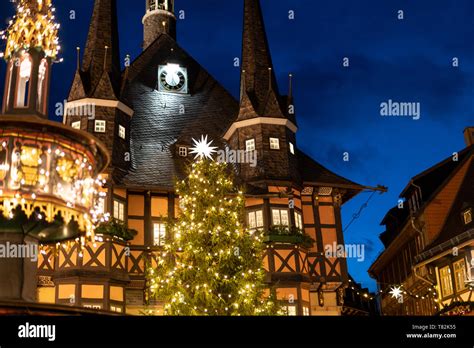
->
[369,129,474,315]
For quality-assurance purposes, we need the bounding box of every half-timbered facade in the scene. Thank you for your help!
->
[369,128,474,316]
[23,0,375,315]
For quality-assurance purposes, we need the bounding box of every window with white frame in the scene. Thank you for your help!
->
[294,211,303,229]
[94,120,106,133]
[71,121,81,129]
[178,147,188,157]
[289,142,295,155]
[281,305,297,316]
[113,200,125,221]
[269,137,280,150]
[246,139,255,152]
[439,266,453,298]
[272,209,289,226]
[118,125,126,139]
[463,209,472,225]
[153,223,166,246]
[248,210,264,230]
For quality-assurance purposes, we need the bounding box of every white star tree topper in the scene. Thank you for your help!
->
[189,135,218,160]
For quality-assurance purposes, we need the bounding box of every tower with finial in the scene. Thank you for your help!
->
[65,0,132,175]
[143,0,176,49]
[1,0,61,118]
[224,0,299,183]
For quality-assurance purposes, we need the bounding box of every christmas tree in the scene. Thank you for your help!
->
[147,159,279,315]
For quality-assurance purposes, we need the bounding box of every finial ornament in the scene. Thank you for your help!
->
[1,0,61,60]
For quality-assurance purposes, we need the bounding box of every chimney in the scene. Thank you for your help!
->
[464,127,474,146]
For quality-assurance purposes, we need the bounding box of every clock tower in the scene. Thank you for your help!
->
[143,0,176,50]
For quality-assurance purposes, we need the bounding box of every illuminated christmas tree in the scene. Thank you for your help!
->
[147,158,279,315]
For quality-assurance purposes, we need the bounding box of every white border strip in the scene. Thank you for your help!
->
[223,117,298,140]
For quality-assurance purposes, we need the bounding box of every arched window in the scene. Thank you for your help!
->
[148,0,172,12]
[15,54,33,108]
[148,0,157,11]
[37,59,48,114]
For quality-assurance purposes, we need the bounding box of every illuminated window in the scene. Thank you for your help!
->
[178,147,188,157]
[294,211,303,229]
[110,305,123,313]
[269,138,280,150]
[83,304,102,310]
[281,305,297,316]
[453,259,466,292]
[289,142,295,155]
[94,120,106,133]
[15,55,32,108]
[248,210,264,230]
[118,125,126,139]
[439,266,453,298]
[303,307,310,316]
[71,121,81,129]
[272,209,289,226]
[153,223,166,246]
[246,139,255,152]
[463,209,472,225]
[113,200,125,221]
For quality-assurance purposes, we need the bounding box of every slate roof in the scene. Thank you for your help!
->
[376,146,474,251]
[426,151,474,249]
[73,0,365,198]
[297,150,364,201]
[238,0,293,123]
[68,0,121,101]
[118,34,239,188]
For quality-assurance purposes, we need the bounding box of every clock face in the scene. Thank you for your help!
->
[159,64,188,93]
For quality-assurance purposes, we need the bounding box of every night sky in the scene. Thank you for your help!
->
[1,0,474,291]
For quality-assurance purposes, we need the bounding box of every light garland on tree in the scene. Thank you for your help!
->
[146,159,280,316]
[0,0,61,60]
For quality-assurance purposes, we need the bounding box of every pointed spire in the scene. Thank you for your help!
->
[239,0,284,120]
[76,0,121,100]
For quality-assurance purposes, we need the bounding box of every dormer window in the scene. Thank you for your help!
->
[463,208,472,225]
[246,139,255,152]
[148,0,174,12]
[178,146,188,157]
[118,125,126,139]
